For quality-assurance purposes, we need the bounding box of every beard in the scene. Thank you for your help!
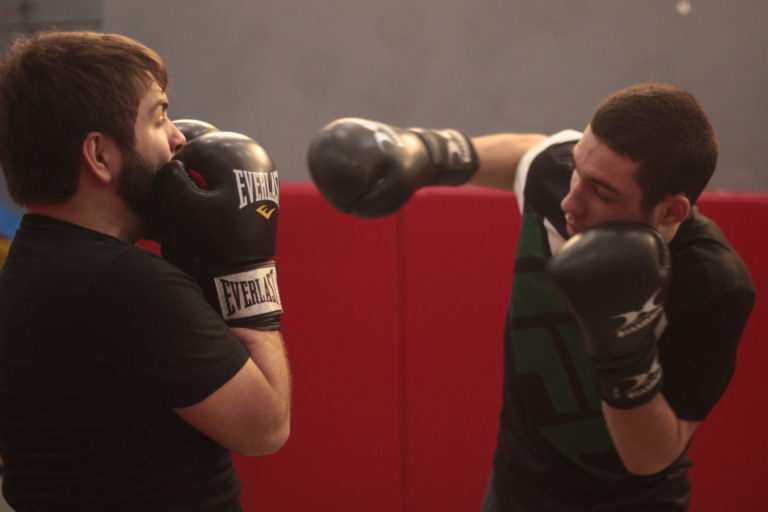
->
[116,146,161,237]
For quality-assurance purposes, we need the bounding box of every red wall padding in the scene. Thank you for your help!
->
[398,188,517,511]
[687,193,768,512]
[234,186,404,512]
[145,184,767,511]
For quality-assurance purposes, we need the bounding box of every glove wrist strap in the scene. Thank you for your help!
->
[595,351,663,409]
[204,260,283,329]
[409,128,479,186]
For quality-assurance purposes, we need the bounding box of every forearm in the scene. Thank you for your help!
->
[602,393,698,475]
[228,328,291,452]
[232,327,291,417]
[468,133,547,191]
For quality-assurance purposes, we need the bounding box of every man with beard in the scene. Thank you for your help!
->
[0,31,291,511]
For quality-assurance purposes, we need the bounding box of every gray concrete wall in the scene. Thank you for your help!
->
[102,0,768,191]
[1,0,767,200]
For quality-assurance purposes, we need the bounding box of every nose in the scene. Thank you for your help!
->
[170,123,186,154]
[561,180,582,218]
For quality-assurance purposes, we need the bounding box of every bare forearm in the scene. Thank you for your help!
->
[602,393,698,475]
[468,133,547,191]
[232,327,291,419]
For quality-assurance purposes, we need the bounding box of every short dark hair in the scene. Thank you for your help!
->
[0,31,168,206]
[590,82,718,213]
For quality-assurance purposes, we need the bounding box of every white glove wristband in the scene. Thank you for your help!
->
[213,261,283,322]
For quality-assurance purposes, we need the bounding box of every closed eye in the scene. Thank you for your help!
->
[588,179,619,201]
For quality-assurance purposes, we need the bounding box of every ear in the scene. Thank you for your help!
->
[81,132,121,184]
[656,193,691,228]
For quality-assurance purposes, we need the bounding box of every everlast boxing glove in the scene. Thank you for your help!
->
[545,222,670,409]
[307,118,479,218]
[173,119,220,141]
[153,132,282,330]
[143,119,221,241]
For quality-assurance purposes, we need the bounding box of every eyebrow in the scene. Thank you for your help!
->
[570,147,622,195]
[145,99,168,116]
[584,175,621,195]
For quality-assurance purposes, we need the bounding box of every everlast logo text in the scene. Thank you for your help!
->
[234,169,280,209]
[214,264,283,320]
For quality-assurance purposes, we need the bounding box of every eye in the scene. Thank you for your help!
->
[157,113,172,129]
[593,184,614,202]
[157,102,170,124]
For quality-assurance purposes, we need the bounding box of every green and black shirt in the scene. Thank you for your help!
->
[490,131,755,511]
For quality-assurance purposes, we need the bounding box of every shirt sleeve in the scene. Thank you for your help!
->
[513,130,581,254]
[514,129,582,213]
[660,257,755,421]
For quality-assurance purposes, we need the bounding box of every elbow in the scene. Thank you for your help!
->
[624,462,665,477]
[620,453,677,476]
[235,416,291,456]
[257,419,291,455]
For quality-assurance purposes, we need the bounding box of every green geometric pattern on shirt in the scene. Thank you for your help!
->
[516,209,550,259]
[510,210,617,481]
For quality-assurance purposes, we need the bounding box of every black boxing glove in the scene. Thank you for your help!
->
[153,132,283,330]
[545,222,670,409]
[173,119,220,141]
[307,118,478,218]
[142,119,221,240]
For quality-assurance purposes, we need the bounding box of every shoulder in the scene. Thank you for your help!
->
[106,244,189,281]
[85,243,206,320]
[514,130,581,239]
[668,209,755,310]
[515,129,582,196]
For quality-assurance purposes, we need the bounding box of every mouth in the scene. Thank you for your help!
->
[564,217,579,237]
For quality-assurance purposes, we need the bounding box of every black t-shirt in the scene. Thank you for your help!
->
[0,215,251,511]
[491,131,755,511]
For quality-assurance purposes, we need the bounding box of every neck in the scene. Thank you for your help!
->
[27,195,143,244]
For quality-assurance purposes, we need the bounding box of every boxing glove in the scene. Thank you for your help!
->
[153,131,282,330]
[142,120,221,241]
[307,118,478,218]
[173,119,220,141]
[545,222,670,409]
